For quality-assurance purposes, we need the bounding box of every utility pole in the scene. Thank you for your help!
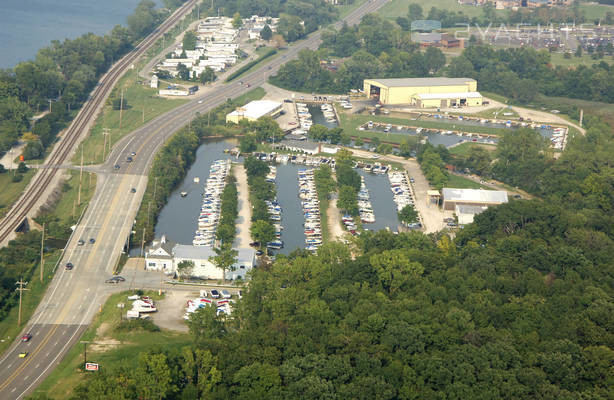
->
[80,341,90,365]
[40,223,45,283]
[48,99,52,113]
[102,128,110,162]
[140,228,146,257]
[119,90,124,130]
[78,147,83,205]
[153,177,158,206]
[147,201,151,227]
[16,279,29,326]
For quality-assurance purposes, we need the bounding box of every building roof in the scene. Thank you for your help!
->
[417,91,482,100]
[280,139,320,152]
[442,188,508,204]
[173,245,255,265]
[365,77,476,88]
[174,244,215,260]
[227,100,282,120]
[455,205,489,215]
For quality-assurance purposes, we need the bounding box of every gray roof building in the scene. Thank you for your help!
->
[442,188,508,210]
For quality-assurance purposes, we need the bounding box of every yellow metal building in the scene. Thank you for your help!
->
[363,77,482,107]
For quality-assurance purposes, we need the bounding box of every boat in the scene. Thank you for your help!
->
[267,240,284,249]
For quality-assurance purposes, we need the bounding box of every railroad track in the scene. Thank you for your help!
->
[0,0,198,245]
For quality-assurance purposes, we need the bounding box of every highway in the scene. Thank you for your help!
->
[0,0,390,398]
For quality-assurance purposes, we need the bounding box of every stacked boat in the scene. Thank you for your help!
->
[296,103,313,130]
[321,103,336,124]
[193,159,231,246]
[266,166,284,250]
[388,170,415,212]
[551,127,566,150]
[298,169,322,252]
[342,215,358,236]
[358,176,375,223]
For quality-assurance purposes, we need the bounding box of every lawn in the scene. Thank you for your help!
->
[549,52,614,68]
[42,169,98,226]
[0,169,36,219]
[448,142,496,156]
[535,93,614,126]
[378,0,507,20]
[447,174,489,189]
[579,3,614,21]
[32,290,191,400]
[74,68,190,165]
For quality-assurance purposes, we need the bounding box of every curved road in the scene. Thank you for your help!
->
[0,0,389,398]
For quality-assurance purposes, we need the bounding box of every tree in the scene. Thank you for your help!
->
[260,24,272,41]
[369,249,424,293]
[244,156,269,178]
[177,260,194,280]
[209,244,238,284]
[425,46,446,73]
[183,30,197,51]
[17,162,28,173]
[338,185,358,216]
[177,63,190,81]
[199,67,216,84]
[398,204,418,224]
[575,45,582,58]
[250,220,275,248]
[232,12,243,29]
[408,3,423,21]
[133,352,176,400]
[23,140,43,160]
[239,135,257,153]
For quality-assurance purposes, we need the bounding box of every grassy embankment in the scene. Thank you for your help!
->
[447,174,489,189]
[378,0,508,19]
[0,169,36,219]
[73,67,190,165]
[548,52,614,67]
[225,47,278,82]
[448,142,497,156]
[32,290,191,400]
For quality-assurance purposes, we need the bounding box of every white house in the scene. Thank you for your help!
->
[144,236,175,274]
[167,244,257,281]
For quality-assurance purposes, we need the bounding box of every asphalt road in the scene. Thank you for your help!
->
[0,0,390,397]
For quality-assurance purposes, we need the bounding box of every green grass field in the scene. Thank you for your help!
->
[378,0,507,20]
[549,52,614,67]
[49,170,98,226]
[0,170,36,219]
[33,290,191,399]
[447,174,489,189]
[580,3,614,21]
[448,141,497,156]
[74,68,189,165]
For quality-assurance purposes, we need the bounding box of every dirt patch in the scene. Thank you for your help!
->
[150,290,194,332]
[89,338,122,352]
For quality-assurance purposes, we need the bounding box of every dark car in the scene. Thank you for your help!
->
[77,239,85,246]
[89,238,95,244]
[115,276,126,282]
[21,333,32,342]
[114,164,120,170]
[255,250,264,256]
[65,262,74,270]
[513,194,522,199]
[105,276,125,284]
[210,289,220,299]
[249,241,260,248]
[130,188,136,193]
[126,156,133,162]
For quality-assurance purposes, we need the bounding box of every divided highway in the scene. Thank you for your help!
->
[0,0,390,398]
[0,0,199,247]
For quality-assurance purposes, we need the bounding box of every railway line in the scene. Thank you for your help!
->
[0,0,198,246]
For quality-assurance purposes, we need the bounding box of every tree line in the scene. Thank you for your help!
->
[244,156,276,249]
[216,172,239,245]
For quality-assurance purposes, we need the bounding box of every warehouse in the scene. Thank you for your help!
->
[226,100,283,123]
[363,77,481,107]
[442,188,508,211]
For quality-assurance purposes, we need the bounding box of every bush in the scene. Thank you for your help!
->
[11,174,23,183]
[115,318,160,332]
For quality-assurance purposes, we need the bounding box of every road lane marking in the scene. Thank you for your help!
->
[11,388,15,393]
[35,364,40,369]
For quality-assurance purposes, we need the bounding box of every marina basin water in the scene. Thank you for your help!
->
[154,139,236,245]
[358,170,401,232]
[274,163,308,254]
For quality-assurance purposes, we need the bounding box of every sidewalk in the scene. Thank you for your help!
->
[233,163,252,248]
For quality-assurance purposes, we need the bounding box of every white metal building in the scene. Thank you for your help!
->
[442,188,508,211]
[226,100,283,123]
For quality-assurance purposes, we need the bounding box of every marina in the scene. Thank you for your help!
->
[193,159,231,247]
[298,169,323,251]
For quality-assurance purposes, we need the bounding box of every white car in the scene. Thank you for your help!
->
[221,290,231,299]
[198,100,203,104]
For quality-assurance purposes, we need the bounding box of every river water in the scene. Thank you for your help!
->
[0,0,142,68]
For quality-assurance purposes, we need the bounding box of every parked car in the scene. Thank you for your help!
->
[114,164,120,170]
[130,152,136,156]
[210,289,220,298]
[21,333,32,342]
[130,188,136,193]
[65,262,74,270]
[105,276,125,284]
[126,156,133,162]
[255,250,264,256]
[238,290,243,299]
[221,290,231,299]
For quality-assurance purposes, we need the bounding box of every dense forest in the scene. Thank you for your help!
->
[70,111,614,398]
[0,0,186,161]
